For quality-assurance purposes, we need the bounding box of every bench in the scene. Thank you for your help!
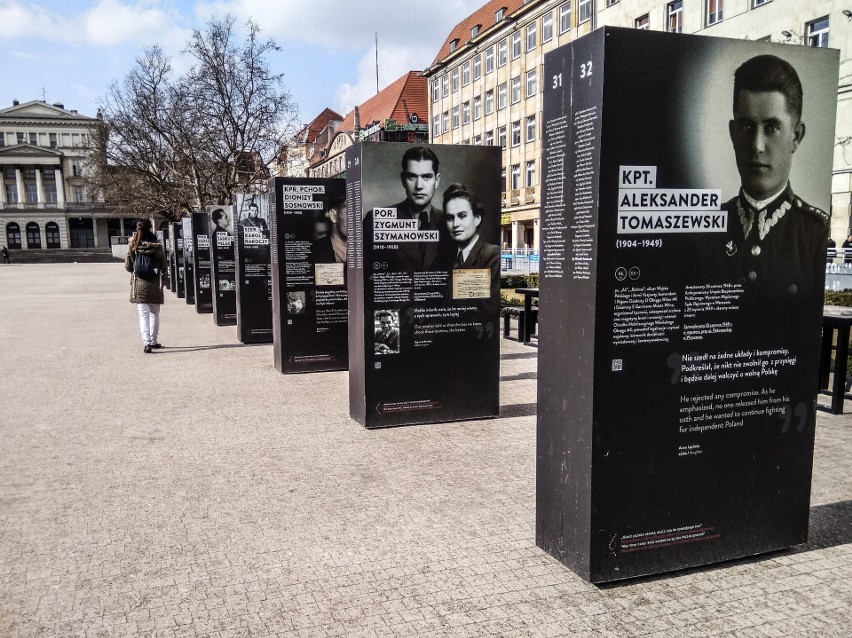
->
[503,306,538,342]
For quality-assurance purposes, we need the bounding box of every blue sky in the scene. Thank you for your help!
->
[0,0,483,124]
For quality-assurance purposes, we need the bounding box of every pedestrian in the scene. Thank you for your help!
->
[124,219,168,353]
[1,246,9,264]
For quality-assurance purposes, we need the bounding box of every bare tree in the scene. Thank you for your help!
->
[89,16,298,220]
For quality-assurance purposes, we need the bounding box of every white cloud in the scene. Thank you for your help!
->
[82,0,189,49]
[334,42,430,116]
[0,1,190,52]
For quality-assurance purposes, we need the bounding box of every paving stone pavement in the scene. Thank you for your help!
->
[0,263,850,638]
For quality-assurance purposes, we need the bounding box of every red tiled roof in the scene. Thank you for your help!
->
[338,71,428,132]
[431,0,527,65]
[299,107,343,144]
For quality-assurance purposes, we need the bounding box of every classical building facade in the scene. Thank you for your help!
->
[0,100,132,251]
[426,0,851,252]
[307,71,429,179]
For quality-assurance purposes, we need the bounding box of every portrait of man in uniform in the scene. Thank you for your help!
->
[716,54,829,300]
[367,145,450,273]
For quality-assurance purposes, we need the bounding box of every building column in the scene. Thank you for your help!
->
[119,218,126,236]
[533,218,540,252]
[92,218,99,248]
[54,169,65,206]
[0,174,6,206]
[35,169,45,208]
[511,220,519,254]
[15,168,24,205]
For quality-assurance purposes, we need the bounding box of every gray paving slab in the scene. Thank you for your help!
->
[0,262,850,638]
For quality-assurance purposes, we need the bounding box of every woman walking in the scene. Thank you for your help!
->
[125,219,168,353]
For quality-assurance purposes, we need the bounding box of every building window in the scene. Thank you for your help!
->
[442,112,449,134]
[502,168,507,191]
[452,106,460,129]
[579,0,591,24]
[450,39,459,53]
[512,31,521,59]
[474,96,482,120]
[752,0,770,6]
[432,80,440,102]
[543,12,554,42]
[511,76,521,104]
[0,132,4,146]
[29,132,37,145]
[26,222,41,248]
[807,16,829,47]
[526,23,537,51]
[6,222,21,249]
[73,186,84,203]
[511,164,521,190]
[433,114,441,137]
[526,161,535,187]
[474,135,482,145]
[462,102,471,124]
[442,74,449,97]
[668,1,683,33]
[636,14,650,29]
[526,69,537,97]
[5,184,17,203]
[486,90,495,114]
[496,8,506,21]
[485,48,495,73]
[498,126,507,149]
[471,24,480,38]
[607,0,618,5]
[512,121,521,146]
[462,61,470,86]
[25,183,37,204]
[45,222,61,248]
[498,83,508,109]
[560,2,571,33]
[72,159,82,177]
[526,115,536,142]
[485,131,494,146]
[45,183,57,204]
[452,68,459,92]
[473,55,481,80]
[461,139,470,146]
[706,0,723,25]
[498,39,507,66]
[17,132,25,144]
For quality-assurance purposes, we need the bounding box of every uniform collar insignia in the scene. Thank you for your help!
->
[736,185,793,242]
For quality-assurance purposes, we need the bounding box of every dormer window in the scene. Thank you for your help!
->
[471,24,480,37]
[496,8,506,21]
[450,38,459,52]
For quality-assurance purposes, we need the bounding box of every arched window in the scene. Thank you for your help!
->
[6,222,21,249]
[45,222,61,248]
[26,222,41,248]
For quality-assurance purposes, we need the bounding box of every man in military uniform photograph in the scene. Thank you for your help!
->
[717,54,829,301]
[367,145,450,273]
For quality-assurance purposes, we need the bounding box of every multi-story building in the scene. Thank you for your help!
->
[307,71,429,179]
[0,100,132,251]
[426,0,851,253]
[277,108,344,178]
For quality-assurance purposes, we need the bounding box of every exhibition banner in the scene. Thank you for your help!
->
[181,217,195,304]
[191,212,213,313]
[269,177,348,373]
[208,205,237,326]
[234,191,273,343]
[536,27,837,582]
[346,142,502,428]
[171,221,185,298]
[158,225,171,290]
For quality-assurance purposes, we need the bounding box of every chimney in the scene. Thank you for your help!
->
[353,106,361,135]
[12,99,19,106]
[53,102,65,109]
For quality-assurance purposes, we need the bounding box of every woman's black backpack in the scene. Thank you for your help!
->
[134,251,159,280]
